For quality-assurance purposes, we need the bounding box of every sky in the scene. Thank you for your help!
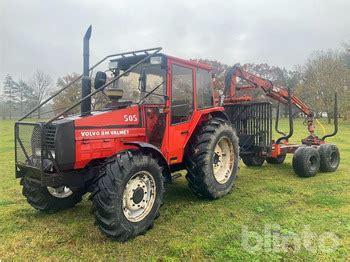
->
[1,0,350,86]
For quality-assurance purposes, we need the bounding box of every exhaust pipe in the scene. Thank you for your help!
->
[81,25,92,116]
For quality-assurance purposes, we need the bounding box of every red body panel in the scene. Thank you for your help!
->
[74,106,145,169]
[72,56,224,170]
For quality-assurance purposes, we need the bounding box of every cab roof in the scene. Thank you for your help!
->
[110,53,212,71]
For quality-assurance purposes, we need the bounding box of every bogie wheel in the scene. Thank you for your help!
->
[185,118,239,199]
[21,178,84,213]
[90,150,164,241]
[241,155,265,167]
[292,147,320,177]
[266,154,286,165]
[318,144,340,172]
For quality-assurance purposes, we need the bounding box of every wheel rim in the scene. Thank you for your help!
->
[330,151,338,167]
[47,186,73,198]
[309,155,317,171]
[212,136,234,184]
[122,171,156,222]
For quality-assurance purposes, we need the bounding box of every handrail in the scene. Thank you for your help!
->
[18,47,162,122]
[46,47,162,124]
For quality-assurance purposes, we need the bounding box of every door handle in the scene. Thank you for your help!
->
[181,131,189,135]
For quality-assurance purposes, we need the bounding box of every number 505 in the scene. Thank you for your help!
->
[124,115,138,122]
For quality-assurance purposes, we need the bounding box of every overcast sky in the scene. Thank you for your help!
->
[1,0,349,86]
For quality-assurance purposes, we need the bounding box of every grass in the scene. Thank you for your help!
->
[0,118,349,260]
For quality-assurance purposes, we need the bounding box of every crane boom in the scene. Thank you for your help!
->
[222,65,316,136]
[223,65,313,117]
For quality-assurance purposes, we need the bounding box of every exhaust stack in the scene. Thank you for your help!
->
[81,25,92,116]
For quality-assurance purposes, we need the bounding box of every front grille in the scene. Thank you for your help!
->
[15,123,42,168]
[45,124,56,150]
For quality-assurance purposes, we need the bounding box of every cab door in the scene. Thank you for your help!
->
[167,62,195,164]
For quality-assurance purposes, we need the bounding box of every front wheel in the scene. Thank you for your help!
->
[91,151,164,241]
[21,178,84,213]
[185,118,239,199]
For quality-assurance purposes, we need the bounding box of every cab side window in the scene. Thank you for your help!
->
[171,65,194,124]
[196,69,213,109]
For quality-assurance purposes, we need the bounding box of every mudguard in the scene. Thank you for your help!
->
[124,141,172,183]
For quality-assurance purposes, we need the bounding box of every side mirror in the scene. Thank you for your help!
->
[94,71,107,90]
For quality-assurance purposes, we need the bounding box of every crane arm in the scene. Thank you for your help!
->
[223,65,313,117]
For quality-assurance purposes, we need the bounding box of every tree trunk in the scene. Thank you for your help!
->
[9,101,12,119]
[327,112,332,124]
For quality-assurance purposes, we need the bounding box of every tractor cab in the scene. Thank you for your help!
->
[98,54,168,107]
[88,53,218,164]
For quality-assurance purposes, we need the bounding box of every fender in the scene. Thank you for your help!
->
[210,111,229,121]
[124,141,172,183]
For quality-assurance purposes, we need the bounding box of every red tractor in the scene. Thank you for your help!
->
[15,26,340,241]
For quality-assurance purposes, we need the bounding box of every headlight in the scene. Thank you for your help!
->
[33,148,41,157]
[49,150,55,159]
[150,56,162,64]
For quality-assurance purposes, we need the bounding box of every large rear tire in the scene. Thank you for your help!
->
[292,147,320,177]
[185,118,239,199]
[318,144,340,172]
[90,150,164,241]
[21,177,84,213]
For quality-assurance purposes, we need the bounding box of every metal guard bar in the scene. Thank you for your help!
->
[18,47,162,122]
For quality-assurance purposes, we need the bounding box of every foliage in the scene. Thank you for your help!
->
[28,70,52,118]
[296,50,350,121]
[0,71,52,119]
[2,74,19,119]
[53,73,82,116]
[191,59,300,98]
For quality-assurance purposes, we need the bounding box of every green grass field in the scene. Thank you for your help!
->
[0,119,349,260]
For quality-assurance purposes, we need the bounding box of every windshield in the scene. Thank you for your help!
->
[112,64,166,104]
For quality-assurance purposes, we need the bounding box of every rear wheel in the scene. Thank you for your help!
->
[241,155,265,167]
[21,178,84,213]
[90,150,164,241]
[266,154,286,165]
[185,118,239,199]
[292,147,320,177]
[318,144,340,172]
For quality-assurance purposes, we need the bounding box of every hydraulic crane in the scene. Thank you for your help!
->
[221,64,338,166]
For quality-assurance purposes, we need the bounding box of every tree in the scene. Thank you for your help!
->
[29,70,52,118]
[53,73,81,116]
[297,50,349,122]
[3,74,19,119]
[17,79,35,116]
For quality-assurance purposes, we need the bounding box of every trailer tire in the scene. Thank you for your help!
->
[90,150,164,241]
[266,154,286,165]
[185,118,239,199]
[241,155,265,167]
[21,177,84,213]
[318,144,340,172]
[292,147,320,177]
